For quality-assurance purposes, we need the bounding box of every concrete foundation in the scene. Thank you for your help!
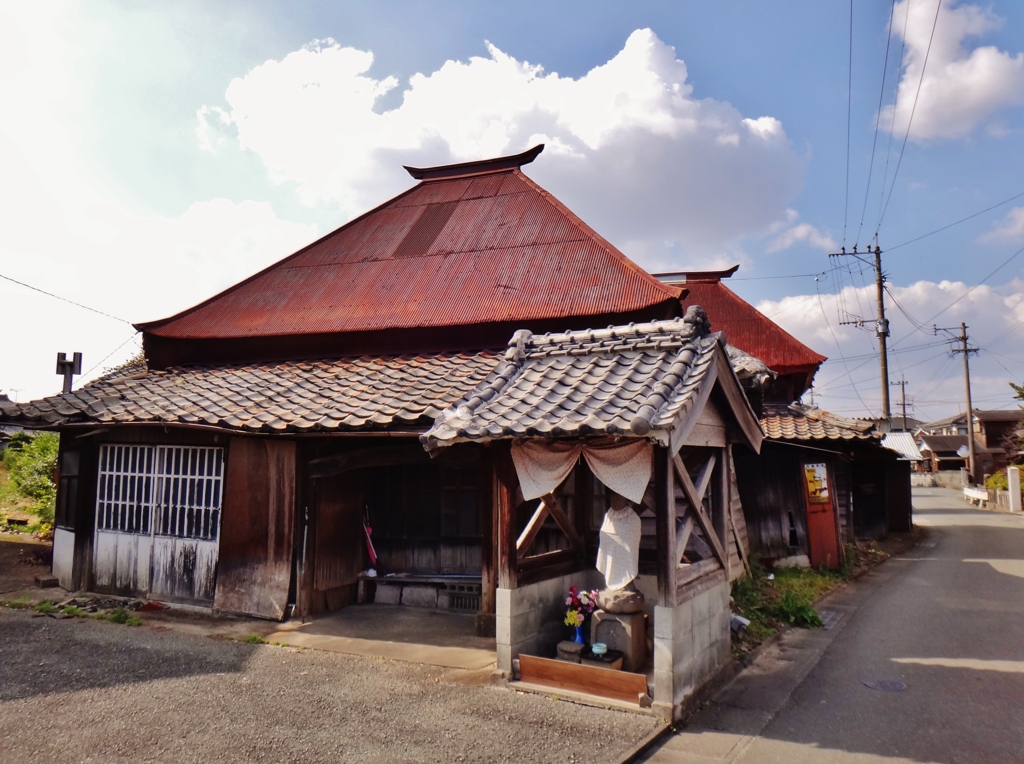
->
[496,570,602,673]
[652,571,731,719]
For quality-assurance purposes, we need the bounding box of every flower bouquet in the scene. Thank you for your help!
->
[563,585,600,644]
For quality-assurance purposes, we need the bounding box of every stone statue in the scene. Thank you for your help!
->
[595,492,645,614]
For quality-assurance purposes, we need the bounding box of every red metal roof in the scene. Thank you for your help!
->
[139,148,681,341]
[655,267,826,377]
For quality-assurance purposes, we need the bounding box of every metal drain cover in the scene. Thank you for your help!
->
[861,679,908,692]
[818,610,842,630]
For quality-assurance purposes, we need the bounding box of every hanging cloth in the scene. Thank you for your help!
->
[510,439,652,504]
[596,506,642,591]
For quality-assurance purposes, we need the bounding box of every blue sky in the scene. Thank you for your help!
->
[2,1,1023,423]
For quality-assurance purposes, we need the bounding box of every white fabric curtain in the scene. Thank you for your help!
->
[510,438,653,504]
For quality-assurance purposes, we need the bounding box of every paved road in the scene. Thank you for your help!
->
[643,487,1024,764]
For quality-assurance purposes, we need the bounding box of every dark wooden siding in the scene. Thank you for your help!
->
[734,446,809,558]
[214,438,296,620]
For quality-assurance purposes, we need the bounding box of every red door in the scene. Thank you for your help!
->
[802,463,842,570]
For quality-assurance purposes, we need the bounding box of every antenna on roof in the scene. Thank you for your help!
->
[56,352,82,393]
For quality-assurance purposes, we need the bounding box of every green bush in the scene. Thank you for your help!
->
[2,432,58,522]
[986,471,1008,491]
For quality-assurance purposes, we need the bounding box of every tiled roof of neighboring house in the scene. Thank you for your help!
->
[973,409,1024,423]
[139,146,681,342]
[654,266,826,380]
[422,308,763,451]
[882,431,923,461]
[920,413,967,430]
[917,434,1002,455]
[0,352,498,433]
[760,403,878,441]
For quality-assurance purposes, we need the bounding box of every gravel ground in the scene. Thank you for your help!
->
[0,609,658,763]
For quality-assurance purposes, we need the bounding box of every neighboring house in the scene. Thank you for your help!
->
[0,146,768,717]
[735,403,911,567]
[864,415,924,434]
[916,434,1000,476]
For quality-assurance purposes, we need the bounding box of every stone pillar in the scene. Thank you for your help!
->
[1009,467,1022,513]
[652,574,731,720]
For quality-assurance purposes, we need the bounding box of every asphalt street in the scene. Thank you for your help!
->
[643,487,1024,764]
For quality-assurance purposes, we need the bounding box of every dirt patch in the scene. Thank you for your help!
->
[0,533,53,595]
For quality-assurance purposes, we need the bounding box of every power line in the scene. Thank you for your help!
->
[886,188,1024,252]
[842,0,854,247]
[856,0,898,246]
[816,278,871,411]
[878,0,943,233]
[876,0,912,228]
[0,272,133,325]
[80,332,142,381]
[731,272,826,281]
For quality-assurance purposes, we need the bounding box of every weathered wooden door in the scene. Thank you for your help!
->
[802,462,842,569]
[214,439,296,620]
[93,444,224,603]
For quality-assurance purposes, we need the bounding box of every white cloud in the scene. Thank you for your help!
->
[883,0,1024,142]
[754,279,1024,420]
[767,222,836,253]
[199,29,804,264]
[980,206,1024,244]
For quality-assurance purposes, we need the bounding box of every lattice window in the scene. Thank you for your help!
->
[96,445,224,540]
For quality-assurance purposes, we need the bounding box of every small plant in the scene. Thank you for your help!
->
[62,606,88,618]
[107,607,142,626]
[243,634,267,644]
[775,591,824,628]
[34,601,57,614]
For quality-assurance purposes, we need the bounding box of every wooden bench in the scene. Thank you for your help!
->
[358,573,482,612]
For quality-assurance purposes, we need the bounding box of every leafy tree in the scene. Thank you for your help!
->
[2,432,59,522]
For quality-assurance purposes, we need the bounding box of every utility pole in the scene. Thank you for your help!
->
[874,245,891,422]
[890,377,910,430]
[829,244,890,422]
[949,324,979,484]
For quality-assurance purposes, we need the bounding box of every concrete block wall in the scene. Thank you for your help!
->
[496,570,603,672]
[652,574,731,718]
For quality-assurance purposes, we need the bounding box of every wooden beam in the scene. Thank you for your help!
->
[516,500,550,554]
[693,452,717,506]
[654,446,676,607]
[493,442,518,590]
[675,514,694,566]
[542,493,585,555]
[673,455,727,569]
[518,655,649,705]
[516,548,577,576]
[675,557,719,590]
[479,449,496,631]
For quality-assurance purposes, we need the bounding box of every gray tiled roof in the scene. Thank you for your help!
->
[422,308,731,449]
[0,352,498,433]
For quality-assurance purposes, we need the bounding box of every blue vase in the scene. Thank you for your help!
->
[574,624,584,644]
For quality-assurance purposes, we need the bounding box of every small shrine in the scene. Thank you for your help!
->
[423,307,763,718]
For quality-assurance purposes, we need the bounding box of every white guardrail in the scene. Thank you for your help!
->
[963,486,989,506]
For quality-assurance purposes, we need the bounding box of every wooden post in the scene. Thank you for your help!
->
[654,446,676,607]
[718,448,731,581]
[478,447,496,636]
[493,442,518,590]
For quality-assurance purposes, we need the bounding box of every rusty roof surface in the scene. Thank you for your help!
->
[0,352,498,433]
[655,268,826,376]
[140,149,681,341]
[423,307,762,451]
[761,403,877,442]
